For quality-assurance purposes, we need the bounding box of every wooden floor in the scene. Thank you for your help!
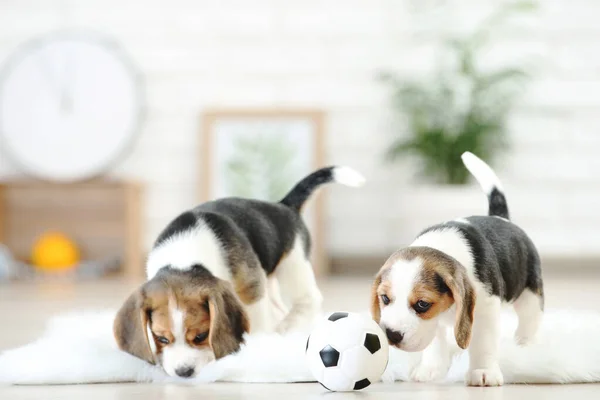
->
[1,272,600,399]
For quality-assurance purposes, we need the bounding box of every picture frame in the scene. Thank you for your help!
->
[201,109,328,276]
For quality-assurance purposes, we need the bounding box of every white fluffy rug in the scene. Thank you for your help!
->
[1,309,600,385]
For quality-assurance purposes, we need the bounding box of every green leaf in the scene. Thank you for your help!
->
[475,68,528,91]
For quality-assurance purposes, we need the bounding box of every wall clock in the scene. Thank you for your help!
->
[0,32,144,181]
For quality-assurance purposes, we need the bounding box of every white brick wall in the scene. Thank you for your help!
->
[0,0,599,260]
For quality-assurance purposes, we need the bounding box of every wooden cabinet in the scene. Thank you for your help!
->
[0,180,144,278]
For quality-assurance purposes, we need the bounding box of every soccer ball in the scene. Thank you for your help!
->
[305,311,389,392]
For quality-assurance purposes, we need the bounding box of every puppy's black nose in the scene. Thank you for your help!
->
[386,328,404,345]
[175,367,195,378]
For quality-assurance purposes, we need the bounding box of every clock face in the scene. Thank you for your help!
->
[0,33,143,181]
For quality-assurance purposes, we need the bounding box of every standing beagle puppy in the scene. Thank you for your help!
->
[114,166,365,378]
[372,152,543,387]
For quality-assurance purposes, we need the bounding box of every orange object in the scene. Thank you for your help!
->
[31,232,80,271]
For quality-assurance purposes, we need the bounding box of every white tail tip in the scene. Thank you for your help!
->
[333,166,366,187]
[461,152,503,193]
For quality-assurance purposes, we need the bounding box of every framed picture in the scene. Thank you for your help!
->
[201,109,328,276]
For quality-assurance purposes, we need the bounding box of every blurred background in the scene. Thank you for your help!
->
[0,0,597,286]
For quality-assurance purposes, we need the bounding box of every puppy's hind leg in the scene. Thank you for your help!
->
[274,239,323,333]
[513,289,543,345]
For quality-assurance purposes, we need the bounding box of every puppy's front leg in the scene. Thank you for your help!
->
[267,276,289,325]
[410,326,454,382]
[466,296,503,386]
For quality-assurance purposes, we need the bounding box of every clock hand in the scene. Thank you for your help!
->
[36,49,62,104]
[60,47,74,114]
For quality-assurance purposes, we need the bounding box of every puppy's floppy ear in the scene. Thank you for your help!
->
[208,281,250,359]
[439,265,476,349]
[371,269,384,323]
[114,287,156,364]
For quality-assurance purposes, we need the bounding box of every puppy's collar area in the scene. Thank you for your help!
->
[189,264,214,278]
[402,246,467,274]
[156,264,216,281]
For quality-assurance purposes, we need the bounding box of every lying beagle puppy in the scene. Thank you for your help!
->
[372,152,543,387]
[114,166,364,378]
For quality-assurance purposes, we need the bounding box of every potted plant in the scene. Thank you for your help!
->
[381,1,536,239]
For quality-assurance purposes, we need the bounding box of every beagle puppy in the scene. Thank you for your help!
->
[372,152,543,387]
[114,166,365,378]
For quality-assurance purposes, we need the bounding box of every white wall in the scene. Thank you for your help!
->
[0,0,598,259]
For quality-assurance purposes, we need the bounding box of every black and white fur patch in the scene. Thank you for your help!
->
[417,215,543,304]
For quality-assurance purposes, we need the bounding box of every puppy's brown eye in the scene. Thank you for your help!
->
[381,294,391,305]
[157,336,170,345]
[414,300,432,314]
[193,332,209,345]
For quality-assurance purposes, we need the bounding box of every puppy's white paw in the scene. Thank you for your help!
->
[276,315,307,334]
[277,309,319,334]
[410,362,448,382]
[514,333,537,346]
[466,366,504,387]
[276,319,292,334]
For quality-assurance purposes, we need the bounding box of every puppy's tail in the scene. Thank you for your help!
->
[461,152,509,220]
[280,166,365,212]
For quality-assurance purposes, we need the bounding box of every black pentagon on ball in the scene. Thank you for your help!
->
[319,345,340,367]
[328,312,349,322]
[353,378,371,390]
[364,333,381,354]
